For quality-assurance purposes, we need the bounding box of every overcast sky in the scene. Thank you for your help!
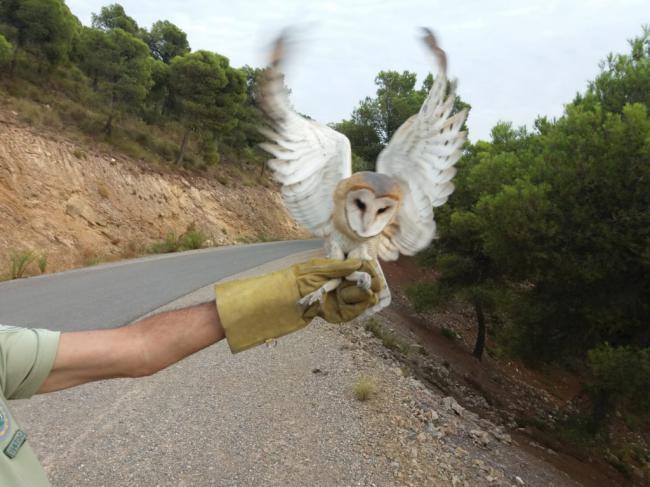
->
[67,0,647,141]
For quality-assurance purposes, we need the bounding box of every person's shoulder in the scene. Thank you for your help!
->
[0,325,27,332]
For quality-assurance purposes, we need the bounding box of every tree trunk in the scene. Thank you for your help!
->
[590,387,610,432]
[176,129,190,165]
[104,111,114,136]
[104,93,116,136]
[472,299,486,361]
[9,46,19,78]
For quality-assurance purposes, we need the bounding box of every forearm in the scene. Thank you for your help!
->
[39,301,224,394]
[133,300,224,376]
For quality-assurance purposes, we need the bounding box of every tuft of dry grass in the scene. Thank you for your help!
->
[353,376,376,402]
[37,253,48,273]
[97,182,110,199]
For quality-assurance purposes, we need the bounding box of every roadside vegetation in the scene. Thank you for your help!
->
[340,27,650,479]
[0,1,267,169]
[352,376,376,402]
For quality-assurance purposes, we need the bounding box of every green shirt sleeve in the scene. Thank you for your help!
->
[0,325,60,400]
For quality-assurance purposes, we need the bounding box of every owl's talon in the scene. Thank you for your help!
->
[355,271,372,290]
[298,288,325,307]
[344,271,372,290]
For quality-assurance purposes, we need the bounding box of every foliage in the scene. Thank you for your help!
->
[143,20,189,63]
[148,227,208,254]
[411,28,650,367]
[405,281,448,312]
[91,3,138,34]
[335,71,470,170]
[0,0,77,75]
[580,25,650,113]
[179,228,207,250]
[75,26,153,135]
[168,50,246,163]
[1,1,260,164]
[9,249,35,279]
[0,33,12,66]
[587,344,650,416]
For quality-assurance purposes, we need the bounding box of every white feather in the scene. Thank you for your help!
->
[258,57,351,236]
[376,32,467,260]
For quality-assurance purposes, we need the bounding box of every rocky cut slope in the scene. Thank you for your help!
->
[0,112,306,273]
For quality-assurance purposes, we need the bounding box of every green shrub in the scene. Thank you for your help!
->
[406,281,448,312]
[179,229,207,250]
[149,231,181,254]
[9,249,35,279]
[0,34,12,68]
[587,344,650,419]
[441,327,457,340]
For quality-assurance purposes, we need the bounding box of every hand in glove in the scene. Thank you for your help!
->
[214,258,383,353]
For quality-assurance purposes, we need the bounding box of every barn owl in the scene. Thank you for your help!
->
[259,28,468,313]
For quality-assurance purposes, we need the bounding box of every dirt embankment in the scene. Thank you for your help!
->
[0,112,307,273]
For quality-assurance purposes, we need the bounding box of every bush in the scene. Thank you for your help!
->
[0,34,12,68]
[9,249,35,279]
[406,281,448,312]
[149,231,181,254]
[587,344,650,418]
[179,228,207,250]
[148,227,208,254]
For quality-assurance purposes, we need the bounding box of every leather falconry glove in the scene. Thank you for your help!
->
[214,258,383,353]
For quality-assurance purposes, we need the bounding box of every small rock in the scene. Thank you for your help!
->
[451,402,464,417]
[442,396,457,411]
[416,432,427,442]
[493,430,512,444]
[444,421,458,436]
[470,429,490,447]
[515,476,525,486]
[430,410,439,422]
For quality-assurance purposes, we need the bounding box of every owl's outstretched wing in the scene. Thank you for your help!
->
[376,29,467,261]
[258,33,352,237]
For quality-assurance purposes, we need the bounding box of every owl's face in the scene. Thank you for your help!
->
[332,172,402,240]
[345,188,399,238]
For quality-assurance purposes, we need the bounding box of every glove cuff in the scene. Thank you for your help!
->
[214,268,309,353]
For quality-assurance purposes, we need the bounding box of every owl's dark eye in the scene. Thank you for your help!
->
[355,199,366,211]
[377,207,388,214]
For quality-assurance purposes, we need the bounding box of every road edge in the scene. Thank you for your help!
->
[138,248,324,319]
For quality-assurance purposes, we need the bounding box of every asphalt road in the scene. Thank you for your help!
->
[0,240,320,331]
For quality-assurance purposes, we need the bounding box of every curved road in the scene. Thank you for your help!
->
[0,240,320,331]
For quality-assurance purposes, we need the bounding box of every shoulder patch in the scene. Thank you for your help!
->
[4,430,27,459]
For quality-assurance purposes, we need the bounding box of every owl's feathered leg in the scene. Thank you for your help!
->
[344,245,373,291]
[298,238,346,307]
[298,278,342,306]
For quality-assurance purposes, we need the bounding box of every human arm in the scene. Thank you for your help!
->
[35,258,382,394]
[37,301,224,394]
